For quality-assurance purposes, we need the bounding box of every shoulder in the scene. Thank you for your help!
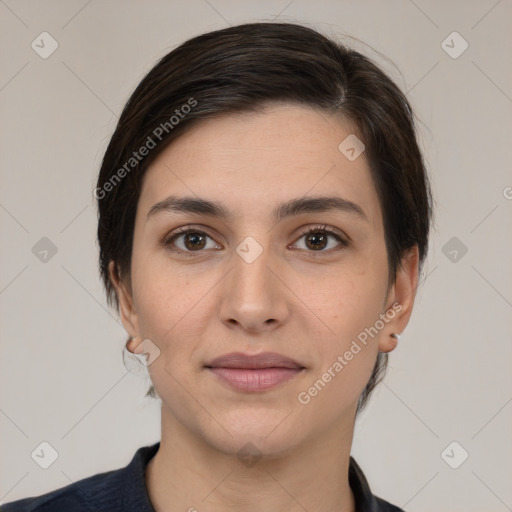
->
[374,495,406,512]
[349,456,406,512]
[1,469,122,512]
[1,443,159,512]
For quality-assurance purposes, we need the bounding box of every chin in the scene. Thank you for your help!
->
[202,407,304,460]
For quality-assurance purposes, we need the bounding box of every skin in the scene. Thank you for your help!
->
[110,103,419,512]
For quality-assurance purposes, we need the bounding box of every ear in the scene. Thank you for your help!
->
[378,245,420,353]
[108,260,140,349]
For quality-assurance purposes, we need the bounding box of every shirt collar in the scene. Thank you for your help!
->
[122,442,401,512]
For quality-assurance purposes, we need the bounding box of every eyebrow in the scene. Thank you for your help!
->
[146,195,368,223]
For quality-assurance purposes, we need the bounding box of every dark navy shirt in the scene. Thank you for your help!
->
[1,442,405,511]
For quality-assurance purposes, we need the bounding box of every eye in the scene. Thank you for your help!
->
[163,224,349,256]
[292,224,349,255]
[163,227,221,255]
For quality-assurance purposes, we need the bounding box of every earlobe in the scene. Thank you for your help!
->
[125,335,144,354]
[108,260,139,339]
[379,333,400,353]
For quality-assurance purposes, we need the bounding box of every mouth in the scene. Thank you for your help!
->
[204,352,305,392]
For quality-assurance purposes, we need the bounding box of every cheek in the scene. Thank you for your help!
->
[131,266,209,404]
[296,255,387,339]
[295,262,387,406]
[130,247,226,376]
[297,298,382,415]
[133,271,204,343]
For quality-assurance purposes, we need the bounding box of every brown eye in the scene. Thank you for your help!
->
[293,225,349,254]
[165,228,220,254]
[304,231,329,250]
[182,232,207,250]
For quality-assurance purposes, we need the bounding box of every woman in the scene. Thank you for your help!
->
[3,21,433,512]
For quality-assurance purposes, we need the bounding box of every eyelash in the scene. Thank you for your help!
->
[163,224,349,257]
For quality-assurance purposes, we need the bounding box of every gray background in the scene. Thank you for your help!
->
[1,1,511,510]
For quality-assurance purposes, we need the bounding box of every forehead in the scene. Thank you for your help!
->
[137,104,382,229]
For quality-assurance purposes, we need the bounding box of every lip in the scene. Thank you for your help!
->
[205,351,304,370]
[205,351,305,392]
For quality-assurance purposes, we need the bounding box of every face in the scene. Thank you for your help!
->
[114,103,417,457]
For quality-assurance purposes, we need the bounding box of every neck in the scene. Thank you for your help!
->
[145,404,357,512]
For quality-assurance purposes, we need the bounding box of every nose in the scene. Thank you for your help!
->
[219,244,290,334]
